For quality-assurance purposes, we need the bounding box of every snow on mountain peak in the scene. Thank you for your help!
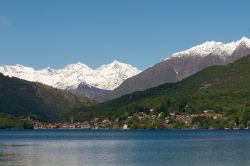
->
[237,36,250,46]
[94,60,141,90]
[0,61,141,90]
[166,37,250,60]
[111,60,120,64]
[15,64,24,68]
[97,60,139,71]
[239,36,250,42]
[63,62,92,71]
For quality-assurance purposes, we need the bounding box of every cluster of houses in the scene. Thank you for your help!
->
[33,109,224,129]
[168,110,224,124]
[33,118,128,130]
[130,109,224,127]
[33,122,90,129]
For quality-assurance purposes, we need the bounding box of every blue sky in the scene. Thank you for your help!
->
[0,0,250,70]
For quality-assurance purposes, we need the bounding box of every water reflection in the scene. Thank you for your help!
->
[0,130,250,166]
[0,140,138,166]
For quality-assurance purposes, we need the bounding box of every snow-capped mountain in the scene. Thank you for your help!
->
[0,60,141,91]
[100,37,250,101]
[168,36,250,59]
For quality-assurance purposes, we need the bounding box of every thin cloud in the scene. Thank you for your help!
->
[0,16,9,25]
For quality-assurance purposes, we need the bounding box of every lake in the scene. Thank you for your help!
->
[0,130,250,166]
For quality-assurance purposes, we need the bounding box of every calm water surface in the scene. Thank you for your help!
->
[0,130,250,166]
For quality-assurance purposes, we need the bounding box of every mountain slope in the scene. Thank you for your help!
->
[100,37,250,101]
[0,74,92,121]
[74,54,250,119]
[67,82,110,99]
[0,60,141,91]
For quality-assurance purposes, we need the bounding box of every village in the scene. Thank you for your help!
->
[33,118,129,130]
[33,109,224,130]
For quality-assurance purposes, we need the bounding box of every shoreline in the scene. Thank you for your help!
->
[0,128,249,131]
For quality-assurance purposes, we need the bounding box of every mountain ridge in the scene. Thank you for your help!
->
[0,60,141,91]
[168,37,250,59]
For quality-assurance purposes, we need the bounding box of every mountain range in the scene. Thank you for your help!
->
[0,60,141,90]
[0,37,250,102]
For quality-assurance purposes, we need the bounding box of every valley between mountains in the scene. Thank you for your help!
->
[1,37,250,129]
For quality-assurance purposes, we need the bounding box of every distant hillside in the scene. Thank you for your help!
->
[67,82,111,99]
[74,54,250,120]
[0,74,92,121]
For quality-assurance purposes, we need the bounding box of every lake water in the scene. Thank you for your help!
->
[0,130,250,166]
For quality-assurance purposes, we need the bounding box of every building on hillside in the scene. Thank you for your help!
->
[176,115,192,124]
[123,124,129,130]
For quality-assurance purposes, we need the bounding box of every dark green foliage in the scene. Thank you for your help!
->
[241,109,250,127]
[191,117,226,129]
[0,74,92,121]
[0,113,33,129]
[129,119,157,129]
[173,120,185,129]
